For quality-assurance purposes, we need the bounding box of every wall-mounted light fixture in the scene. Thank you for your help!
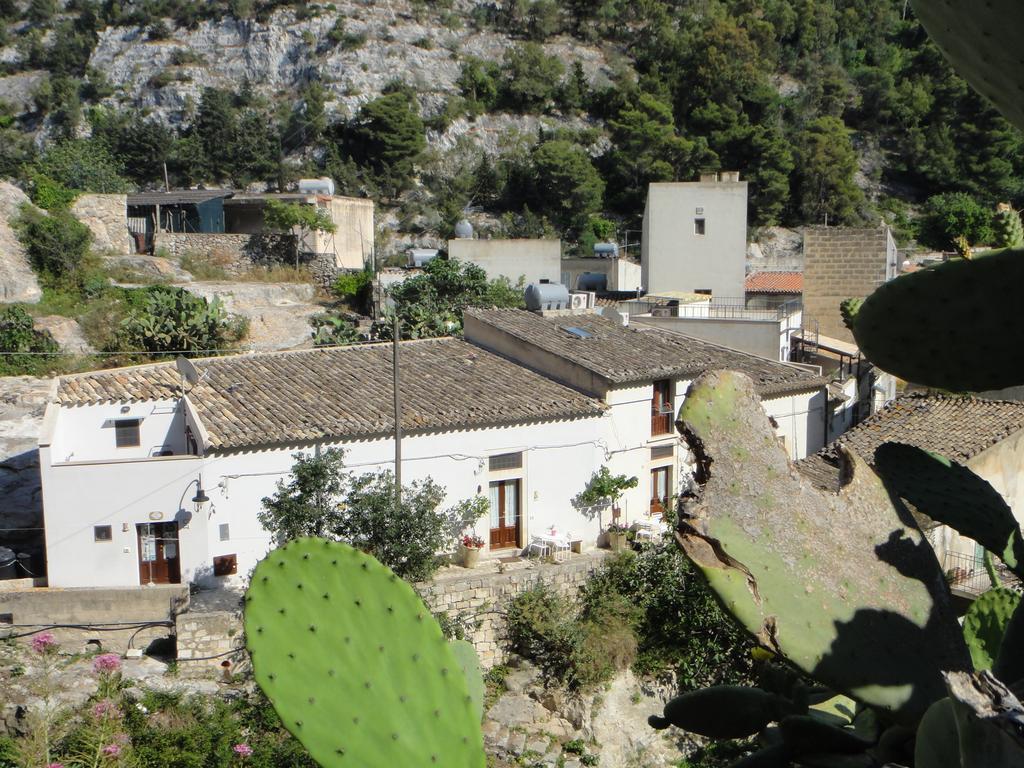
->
[191,476,210,514]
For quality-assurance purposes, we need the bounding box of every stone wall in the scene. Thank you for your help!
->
[175,610,248,679]
[802,226,894,343]
[153,232,296,274]
[174,551,609,677]
[71,193,131,254]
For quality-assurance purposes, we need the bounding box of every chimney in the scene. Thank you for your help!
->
[720,171,741,183]
[699,171,719,183]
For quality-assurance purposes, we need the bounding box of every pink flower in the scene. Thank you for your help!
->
[233,743,253,757]
[101,744,121,757]
[93,653,122,673]
[47,763,65,768]
[32,632,57,654]
[93,700,116,718]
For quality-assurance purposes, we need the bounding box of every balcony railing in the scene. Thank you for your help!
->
[943,550,1022,597]
[625,295,802,323]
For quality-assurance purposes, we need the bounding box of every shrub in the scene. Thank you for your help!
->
[331,268,373,310]
[918,192,994,250]
[15,205,92,280]
[0,305,61,375]
[34,139,129,194]
[310,312,360,346]
[116,286,246,356]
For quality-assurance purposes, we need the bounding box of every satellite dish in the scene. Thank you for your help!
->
[175,356,200,386]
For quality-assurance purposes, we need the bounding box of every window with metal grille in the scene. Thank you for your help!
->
[651,445,674,461]
[489,452,523,472]
[219,523,230,542]
[114,419,141,448]
[694,218,706,235]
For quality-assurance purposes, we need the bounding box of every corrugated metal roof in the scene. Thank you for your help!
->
[127,190,232,206]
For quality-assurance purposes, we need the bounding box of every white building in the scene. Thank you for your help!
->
[448,238,561,286]
[39,310,827,590]
[40,340,605,588]
[641,172,748,298]
[464,308,827,522]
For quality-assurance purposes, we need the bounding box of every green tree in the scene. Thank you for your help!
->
[795,116,865,225]
[346,92,426,196]
[90,111,175,186]
[15,205,92,281]
[34,139,129,194]
[26,0,57,24]
[381,258,524,340]
[457,57,500,116]
[604,92,701,215]
[232,108,281,186]
[500,42,565,112]
[529,139,605,237]
[0,101,33,179]
[259,449,350,543]
[0,306,60,376]
[918,192,994,251]
[191,87,238,182]
[335,470,487,581]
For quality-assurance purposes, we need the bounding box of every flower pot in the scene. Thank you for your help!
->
[461,545,481,568]
[608,531,629,552]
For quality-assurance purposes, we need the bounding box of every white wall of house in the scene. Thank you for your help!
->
[50,399,188,463]
[448,239,561,286]
[40,405,608,589]
[641,179,748,297]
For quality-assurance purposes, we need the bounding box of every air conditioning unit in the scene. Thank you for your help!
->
[569,293,588,310]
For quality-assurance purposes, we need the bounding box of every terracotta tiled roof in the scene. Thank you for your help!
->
[465,309,825,396]
[797,394,1024,490]
[744,271,803,294]
[55,339,605,451]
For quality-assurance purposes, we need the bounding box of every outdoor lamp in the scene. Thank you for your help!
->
[192,478,210,511]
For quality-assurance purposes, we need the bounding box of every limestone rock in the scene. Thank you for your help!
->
[749,226,804,271]
[0,182,41,305]
[486,693,552,727]
[175,281,321,351]
[33,315,95,355]
[70,193,132,255]
[104,254,194,283]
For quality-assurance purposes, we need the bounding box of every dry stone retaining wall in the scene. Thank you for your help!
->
[153,232,296,273]
[174,551,609,676]
[71,193,132,254]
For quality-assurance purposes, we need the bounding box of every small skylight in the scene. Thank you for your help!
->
[562,326,593,339]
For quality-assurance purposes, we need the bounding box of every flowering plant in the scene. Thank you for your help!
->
[460,534,485,549]
[92,654,121,674]
[32,632,58,654]
[606,522,630,534]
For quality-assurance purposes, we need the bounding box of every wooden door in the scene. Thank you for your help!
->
[488,480,520,549]
[650,467,671,517]
[651,379,672,436]
[137,522,181,585]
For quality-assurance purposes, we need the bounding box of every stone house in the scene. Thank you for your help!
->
[796,393,1024,597]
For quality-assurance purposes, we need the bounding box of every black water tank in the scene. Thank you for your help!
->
[0,547,15,580]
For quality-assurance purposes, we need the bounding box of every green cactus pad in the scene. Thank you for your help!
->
[449,639,484,722]
[911,1,1024,133]
[873,443,1024,580]
[648,685,788,739]
[994,599,1024,685]
[963,587,1021,671]
[778,715,872,756]
[915,698,960,768]
[849,246,1024,391]
[675,371,970,724]
[244,538,485,768]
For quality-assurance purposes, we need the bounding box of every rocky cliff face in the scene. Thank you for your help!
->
[82,2,610,154]
[0,182,42,305]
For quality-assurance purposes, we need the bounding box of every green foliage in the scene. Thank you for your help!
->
[458,57,500,115]
[117,286,245,356]
[89,110,176,186]
[263,200,336,234]
[310,312,360,347]
[346,92,426,197]
[527,139,604,238]
[919,193,994,250]
[33,138,129,197]
[499,42,564,112]
[245,539,486,767]
[962,587,1021,672]
[331,269,373,310]
[794,116,865,226]
[259,450,487,581]
[575,466,637,508]
[381,258,524,340]
[15,204,92,280]
[0,305,61,376]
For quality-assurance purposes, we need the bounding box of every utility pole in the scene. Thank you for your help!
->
[392,314,402,507]
[163,162,170,192]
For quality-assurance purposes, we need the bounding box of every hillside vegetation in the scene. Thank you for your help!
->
[1,0,1022,251]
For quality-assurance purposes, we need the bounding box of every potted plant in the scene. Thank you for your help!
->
[460,534,485,568]
[606,522,630,552]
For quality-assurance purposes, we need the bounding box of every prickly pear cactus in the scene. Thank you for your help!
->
[839,297,862,332]
[848,246,1024,391]
[911,1,1024,133]
[963,587,1022,672]
[873,444,1024,580]
[648,685,791,739]
[675,371,970,723]
[993,204,1024,249]
[244,538,486,767]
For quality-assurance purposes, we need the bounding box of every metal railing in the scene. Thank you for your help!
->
[625,295,802,322]
[943,551,1022,597]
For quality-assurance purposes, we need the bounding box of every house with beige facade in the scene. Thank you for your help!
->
[797,393,1024,598]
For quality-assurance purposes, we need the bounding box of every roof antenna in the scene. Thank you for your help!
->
[175,356,208,397]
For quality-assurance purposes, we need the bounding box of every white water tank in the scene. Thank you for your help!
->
[298,177,335,196]
[454,219,474,239]
[524,282,570,311]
